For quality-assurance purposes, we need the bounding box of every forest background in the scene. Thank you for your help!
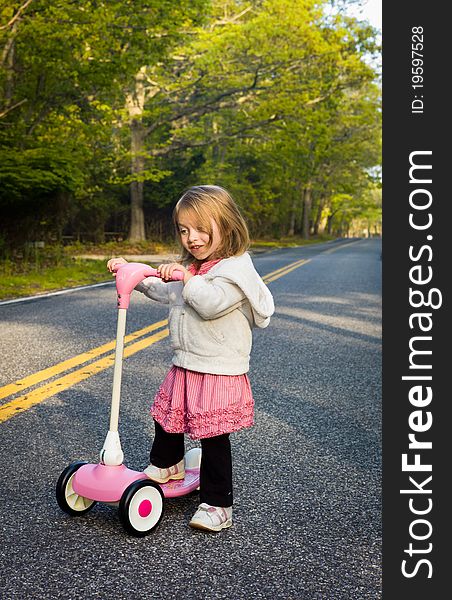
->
[0,0,381,297]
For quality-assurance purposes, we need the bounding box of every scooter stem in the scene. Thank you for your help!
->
[100,263,183,466]
[110,307,127,432]
[100,307,127,465]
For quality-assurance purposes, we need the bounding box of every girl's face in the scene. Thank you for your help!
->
[177,213,221,261]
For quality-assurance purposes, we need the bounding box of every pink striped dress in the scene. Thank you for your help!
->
[151,259,254,440]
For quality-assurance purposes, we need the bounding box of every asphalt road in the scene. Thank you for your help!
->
[0,239,382,600]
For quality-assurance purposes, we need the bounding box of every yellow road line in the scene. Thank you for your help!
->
[0,319,168,401]
[322,239,362,255]
[261,257,307,280]
[263,259,310,283]
[0,329,169,423]
[0,254,314,423]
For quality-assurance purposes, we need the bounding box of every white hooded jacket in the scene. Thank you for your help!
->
[135,252,274,375]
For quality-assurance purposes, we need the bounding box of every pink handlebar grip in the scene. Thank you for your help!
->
[114,262,184,309]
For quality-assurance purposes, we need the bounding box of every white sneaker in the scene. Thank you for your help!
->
[189,503,233,532]
[144,458,185,483]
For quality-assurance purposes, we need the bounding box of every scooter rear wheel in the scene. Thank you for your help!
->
[56,462,97,516]
[119,479,164,537]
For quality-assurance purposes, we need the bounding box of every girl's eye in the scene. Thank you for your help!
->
[179,229,188,235]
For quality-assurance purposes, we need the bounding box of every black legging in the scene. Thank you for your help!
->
[150,420,233,507]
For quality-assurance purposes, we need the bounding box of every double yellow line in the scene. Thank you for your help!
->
[0,323,169,423]
[0,255,310,424]
[262,257,309,284]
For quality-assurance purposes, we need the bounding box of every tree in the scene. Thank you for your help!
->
[1,0,381,246]
[149,0,380,239]
[0,0,208,245]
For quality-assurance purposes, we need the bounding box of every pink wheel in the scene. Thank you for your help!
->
[118,480,164,536]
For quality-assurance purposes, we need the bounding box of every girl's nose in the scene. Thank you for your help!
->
[188,229,199,242]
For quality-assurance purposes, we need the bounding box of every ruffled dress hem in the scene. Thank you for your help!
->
[151,387,254,440]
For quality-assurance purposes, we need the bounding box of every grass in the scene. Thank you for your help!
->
[0,235,334,301]
[0,258,111,301]
[0,240,174,300]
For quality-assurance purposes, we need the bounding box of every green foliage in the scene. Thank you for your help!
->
[1,0,209,246]
[0,147,84,201]
[139,0,381,237]
[1,0,381,247]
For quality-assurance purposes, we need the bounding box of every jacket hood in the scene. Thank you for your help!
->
[204,253,275,328]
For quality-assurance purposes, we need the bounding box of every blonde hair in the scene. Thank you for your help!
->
[173,185,250,264]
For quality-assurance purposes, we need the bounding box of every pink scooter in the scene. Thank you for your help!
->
[56,263,201,537]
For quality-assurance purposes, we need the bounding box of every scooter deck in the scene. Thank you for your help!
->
[159,469,200,498]
[72,463,200,503]
[73,463,146,503]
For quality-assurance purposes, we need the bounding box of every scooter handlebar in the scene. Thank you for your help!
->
[113,262,184,309]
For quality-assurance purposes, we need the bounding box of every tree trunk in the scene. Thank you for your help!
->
[129,120,146,241]
[287,195,297,236]
[2,23,16,110]
[301,186,312,239]
[211,118,221,162]
[327,214,333,235]
[126,68,147,242]
[313,195,325,235]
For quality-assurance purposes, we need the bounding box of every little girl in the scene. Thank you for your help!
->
[107,185,274,532]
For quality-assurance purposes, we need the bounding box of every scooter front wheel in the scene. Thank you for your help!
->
[56,462,96,516]
[119,479,164,537]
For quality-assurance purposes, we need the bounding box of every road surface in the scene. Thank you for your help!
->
[0,239,381,599]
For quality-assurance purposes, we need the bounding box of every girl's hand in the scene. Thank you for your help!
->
[107,257,128,273]
[157,262,193,285]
